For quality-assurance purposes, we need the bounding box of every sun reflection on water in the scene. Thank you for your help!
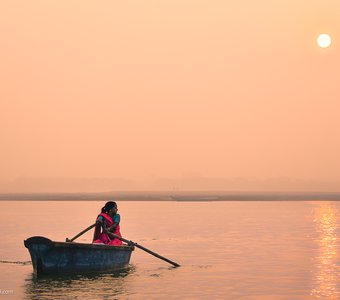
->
[311,202,340,298]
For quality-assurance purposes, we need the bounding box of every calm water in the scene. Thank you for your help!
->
[1,200,340,299]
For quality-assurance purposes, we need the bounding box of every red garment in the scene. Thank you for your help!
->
[93,213,123,246]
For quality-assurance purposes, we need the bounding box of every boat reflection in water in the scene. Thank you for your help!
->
[24,266,135,300]
[311,202,340,298]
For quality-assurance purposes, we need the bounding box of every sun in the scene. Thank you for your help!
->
[317,34,332,48]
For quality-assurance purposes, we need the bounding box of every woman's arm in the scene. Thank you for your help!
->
[107,214,120,232]
[96,216,106,231]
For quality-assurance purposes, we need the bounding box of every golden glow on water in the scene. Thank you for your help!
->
[311,203,339,298]
[3,201,340,299]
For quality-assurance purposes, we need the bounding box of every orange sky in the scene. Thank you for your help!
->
[0,1,339,192]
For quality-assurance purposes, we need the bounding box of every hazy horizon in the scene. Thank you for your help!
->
[1,1,339,193]
[1,176,340,193]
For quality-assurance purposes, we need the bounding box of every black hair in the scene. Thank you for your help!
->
[101,201,117,213]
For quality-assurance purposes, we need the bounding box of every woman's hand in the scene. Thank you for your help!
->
[108,224,117,232]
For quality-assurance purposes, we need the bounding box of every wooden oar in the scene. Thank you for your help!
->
[106,231,180,267]
[66,224,180,267]
[66,223,96,242]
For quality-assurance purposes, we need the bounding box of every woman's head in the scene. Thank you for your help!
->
[101,201,117,214]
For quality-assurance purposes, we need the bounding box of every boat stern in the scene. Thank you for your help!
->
[24,236,54,274]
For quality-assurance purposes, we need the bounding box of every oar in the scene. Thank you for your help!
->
[66,223,96,242]
[106,231,180,267]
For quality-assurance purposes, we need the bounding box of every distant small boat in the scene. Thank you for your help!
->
[170,195,219,201]
[24,236,134,275]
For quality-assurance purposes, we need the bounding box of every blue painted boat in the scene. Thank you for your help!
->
[24,236,134,275]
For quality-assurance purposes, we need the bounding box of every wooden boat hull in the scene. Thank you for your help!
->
[24,236,134,275]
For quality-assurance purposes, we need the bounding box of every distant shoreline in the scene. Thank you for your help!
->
[0,191,340,201]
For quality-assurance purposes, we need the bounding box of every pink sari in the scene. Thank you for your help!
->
[92,213,123,246]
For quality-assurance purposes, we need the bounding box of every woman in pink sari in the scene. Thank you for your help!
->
[93,201,123,246]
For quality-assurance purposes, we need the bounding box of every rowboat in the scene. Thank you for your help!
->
[24,236,134,275]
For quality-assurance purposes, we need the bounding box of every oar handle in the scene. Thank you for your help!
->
[107,232,180,267]
[66,223,96,242]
